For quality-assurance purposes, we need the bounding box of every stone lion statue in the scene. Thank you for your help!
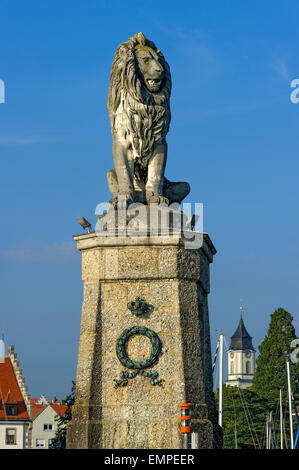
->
[107,32,190,207]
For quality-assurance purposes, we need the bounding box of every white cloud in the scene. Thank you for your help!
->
[175,101,265,124]
[0,134,69,146]
[1,241,78,265]
[0,136,40,145]
[272,57,290,81]
[199,102,264,117]
[157,24,217,74]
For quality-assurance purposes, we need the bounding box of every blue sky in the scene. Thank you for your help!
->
[0,0,298,398]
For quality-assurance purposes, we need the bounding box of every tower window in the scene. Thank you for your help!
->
[230,362,234,374]
[246,361,251,374]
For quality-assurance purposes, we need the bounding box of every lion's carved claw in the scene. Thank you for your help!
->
[146,191,169,206]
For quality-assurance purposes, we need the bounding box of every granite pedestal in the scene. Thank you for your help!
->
[66,232,220,449]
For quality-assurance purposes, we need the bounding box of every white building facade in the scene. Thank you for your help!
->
[0,421,29,449]
[31,404,67,449]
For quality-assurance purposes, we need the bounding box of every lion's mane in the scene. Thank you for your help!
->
[107,32,171,180]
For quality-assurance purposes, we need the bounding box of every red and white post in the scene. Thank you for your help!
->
[180,403,191,449]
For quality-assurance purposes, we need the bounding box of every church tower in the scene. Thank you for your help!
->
[226,306,255,389]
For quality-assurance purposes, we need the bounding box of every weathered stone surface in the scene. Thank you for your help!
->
[66,233,221,449]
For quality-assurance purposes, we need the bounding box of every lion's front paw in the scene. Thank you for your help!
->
[146,191,169,206]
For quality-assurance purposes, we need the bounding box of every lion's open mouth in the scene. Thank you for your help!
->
[147,78,162,89]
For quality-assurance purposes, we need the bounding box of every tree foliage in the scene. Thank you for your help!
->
[251,308,299,407]
[49,381,75,449]
[216,386,271,449]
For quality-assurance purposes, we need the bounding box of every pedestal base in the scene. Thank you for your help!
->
[66,233,221,449]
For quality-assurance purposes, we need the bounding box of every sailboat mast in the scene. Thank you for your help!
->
[286,361,294,449]
[280,389,283,449]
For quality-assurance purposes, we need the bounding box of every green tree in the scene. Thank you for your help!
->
[49,381,75,449]
[216,386,271,449]
[251,307,299,407]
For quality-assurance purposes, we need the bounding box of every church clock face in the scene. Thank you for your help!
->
[245,351,251,358]
[230,352,234,358]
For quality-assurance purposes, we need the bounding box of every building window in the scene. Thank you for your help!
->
[246,361,251,374]
[230,362,234,374]
[6,428,17,445]
[36,439,46,448]
[5,404,17,416]
[43,423,53,431]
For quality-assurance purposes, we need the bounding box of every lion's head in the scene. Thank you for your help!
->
[107,33,171,172]
[108,32,171,110]
[135,41,165,93]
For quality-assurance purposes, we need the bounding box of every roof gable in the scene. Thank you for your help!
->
[0,358,30,421]
[50,404,68,416]
[32,404,69,421]
[32,404,48,420]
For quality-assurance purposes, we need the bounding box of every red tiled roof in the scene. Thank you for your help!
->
[30,398,39,405]
[32,404,47,420]
[50,404,69,416]
[0,357,30,421]
[31,404,69,421]
[3,389,17,404]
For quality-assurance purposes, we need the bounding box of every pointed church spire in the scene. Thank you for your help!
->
[229,303,255,351]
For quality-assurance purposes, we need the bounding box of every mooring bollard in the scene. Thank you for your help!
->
[180,403,191,449]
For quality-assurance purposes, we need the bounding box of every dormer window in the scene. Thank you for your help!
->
[5,404,17,416]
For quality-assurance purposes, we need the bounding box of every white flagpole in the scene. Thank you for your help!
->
[218,333,224,427]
